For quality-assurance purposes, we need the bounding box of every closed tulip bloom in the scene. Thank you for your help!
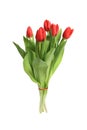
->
[36,27,46,42]
[44,20,51,31]
[51,24,59,36]
[26,26,33,38]
[63,27,74,39]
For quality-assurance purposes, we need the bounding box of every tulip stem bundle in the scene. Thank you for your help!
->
[39,89,47,113]
[13,20,73,113]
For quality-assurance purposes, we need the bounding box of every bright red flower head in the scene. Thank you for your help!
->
[51,24,59,36]
[26,26,33,38]
[36,27,46,42]
[63,27,74,39]
[44,20,51,31]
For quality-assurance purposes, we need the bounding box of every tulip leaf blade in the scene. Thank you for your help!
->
[44,48,55,83]
[44,48,55,65]
[23,36,35,52]
[13,42,26,59]
[32,58,48,87]
[49,39,67,78]
[40,40,50,59]
[55,28,62,45]
[23,52,38,83]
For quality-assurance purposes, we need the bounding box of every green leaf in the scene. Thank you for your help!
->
[23,36,35,52]
[23,52,37,83]
[40,40,50,59]
[27,50,36,65]
[50,49,64,77]
[13,42,26,59]
[49,39,67,77]
[32,58,48,87]
[44,48,55,83]
[44,48,55,65]
[50,37,56,48]
[55,29,62,45]
[54,39,67,56]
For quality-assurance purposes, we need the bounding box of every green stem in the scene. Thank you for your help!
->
[39,90,44,113]
[43,90,47,112]
[39,89,48,113]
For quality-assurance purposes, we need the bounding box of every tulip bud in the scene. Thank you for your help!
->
[63,27,74,39]
[36,27,46,42]
[44,20,51,31]
[51,24,59,36]
[26,26,33,38]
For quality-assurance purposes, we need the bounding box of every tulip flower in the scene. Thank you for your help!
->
[63,27,74,39]
[26,26,33,38]
[51,24,59,36]
[44,19,51,31]
[36,27,46,42]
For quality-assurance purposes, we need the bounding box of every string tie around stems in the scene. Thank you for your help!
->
[39,87,48,90]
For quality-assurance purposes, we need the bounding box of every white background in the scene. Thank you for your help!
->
[0,0,87,130]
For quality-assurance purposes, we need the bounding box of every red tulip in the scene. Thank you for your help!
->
[44,20,51,31]
[63,27,74,39]
[51,24,59,36]
[36,27,46,42]
[26,26,33,38]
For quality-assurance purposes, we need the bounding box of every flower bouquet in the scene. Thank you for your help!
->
[13,20,73,113]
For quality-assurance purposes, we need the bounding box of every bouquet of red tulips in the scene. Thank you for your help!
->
[13,20,73,113]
